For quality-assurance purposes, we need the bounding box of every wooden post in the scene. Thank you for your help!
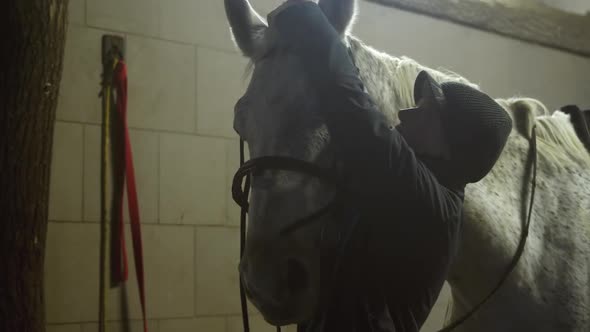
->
[0,1,68,331]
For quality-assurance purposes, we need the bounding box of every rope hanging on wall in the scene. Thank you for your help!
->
[100,36,148,332]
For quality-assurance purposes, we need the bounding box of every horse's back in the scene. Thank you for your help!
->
[454,115,590,331]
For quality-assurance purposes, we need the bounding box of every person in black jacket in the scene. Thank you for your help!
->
[266,1,513,331]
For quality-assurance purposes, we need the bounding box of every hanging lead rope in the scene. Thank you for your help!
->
[236,139,283,332]
[239,139,252,332]
[112,59,149,332]
[99,56,148,332]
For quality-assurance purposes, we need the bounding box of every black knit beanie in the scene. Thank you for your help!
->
[414,71,513,184]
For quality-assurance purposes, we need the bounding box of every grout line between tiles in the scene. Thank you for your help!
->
[85,21,242,57]
[82,0,87,26]
[55,119,239,141]
[198,226,199,317]
[48,219,235,230]
[157,133,161,225]
[81,124,86,223]
[194,45,199,136]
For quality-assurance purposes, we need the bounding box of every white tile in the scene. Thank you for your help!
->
[160,0,226,48]
[282,324,299,332]
[68,0,85,25]
[45,222,194,322]
[56,26,109,123]
[196,47,249,138]
[102,225,195,320]
[195,226,259,316]
[141,225,194,318]
[82,124,109,223]
[253,0,283,14]
[83,125,159,224]
[160,134,226,225]
[227,315,298,332]
[45,222,100,323]
[159,317,225,332]
[49,122,84,221]
[87,0,160,36]
[47,324,82,332]
[81,320,158,332]
[195,226,241,315]
[160,0,266,51]
[125,35,196,133]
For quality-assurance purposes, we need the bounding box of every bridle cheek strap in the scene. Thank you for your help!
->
[237,140,252,332]
[438,126,538,332]
[233,140,340,332]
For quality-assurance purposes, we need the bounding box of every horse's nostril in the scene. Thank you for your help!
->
[286,258,308,294]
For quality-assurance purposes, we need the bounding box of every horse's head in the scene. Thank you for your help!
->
[225,0,357,325]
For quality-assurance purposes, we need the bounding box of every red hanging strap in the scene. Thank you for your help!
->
[113,60,149,332]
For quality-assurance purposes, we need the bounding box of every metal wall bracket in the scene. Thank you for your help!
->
[102,34,125,64]
[101,34,125,88]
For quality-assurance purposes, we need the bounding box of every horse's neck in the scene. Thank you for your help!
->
[347,37,414,125]
[446,132,534,328]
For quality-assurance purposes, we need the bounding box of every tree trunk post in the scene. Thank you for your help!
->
[0,1,68,331]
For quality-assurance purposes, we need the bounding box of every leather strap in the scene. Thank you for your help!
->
[114,60,149,332]
[439,126,537,331]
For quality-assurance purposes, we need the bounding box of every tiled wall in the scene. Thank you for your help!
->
[47,1,590,332]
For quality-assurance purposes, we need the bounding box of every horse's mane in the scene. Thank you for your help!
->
[495,97,590,167]
[347,36,590,168]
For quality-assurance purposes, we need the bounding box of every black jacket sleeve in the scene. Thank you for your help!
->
[268,2,463,221]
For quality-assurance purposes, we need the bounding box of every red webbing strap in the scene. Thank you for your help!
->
[114,60,148,332]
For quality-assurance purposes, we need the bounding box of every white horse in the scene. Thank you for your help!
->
[224,0,590,331]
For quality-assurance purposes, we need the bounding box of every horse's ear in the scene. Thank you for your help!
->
[414,70,446,111]
[225,0,267,57]
[319,0,357,35]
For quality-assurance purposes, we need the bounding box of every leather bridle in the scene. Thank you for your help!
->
[232,139,343,332]
[232,142,340,237]
[232,126,538,332]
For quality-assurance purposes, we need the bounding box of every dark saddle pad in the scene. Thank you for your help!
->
[561,104,590,153]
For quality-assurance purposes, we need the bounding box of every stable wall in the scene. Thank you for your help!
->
[46,1,590,332]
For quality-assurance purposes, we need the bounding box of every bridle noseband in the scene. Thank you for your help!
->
[232,141,341,236]
[232,139,342,332]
